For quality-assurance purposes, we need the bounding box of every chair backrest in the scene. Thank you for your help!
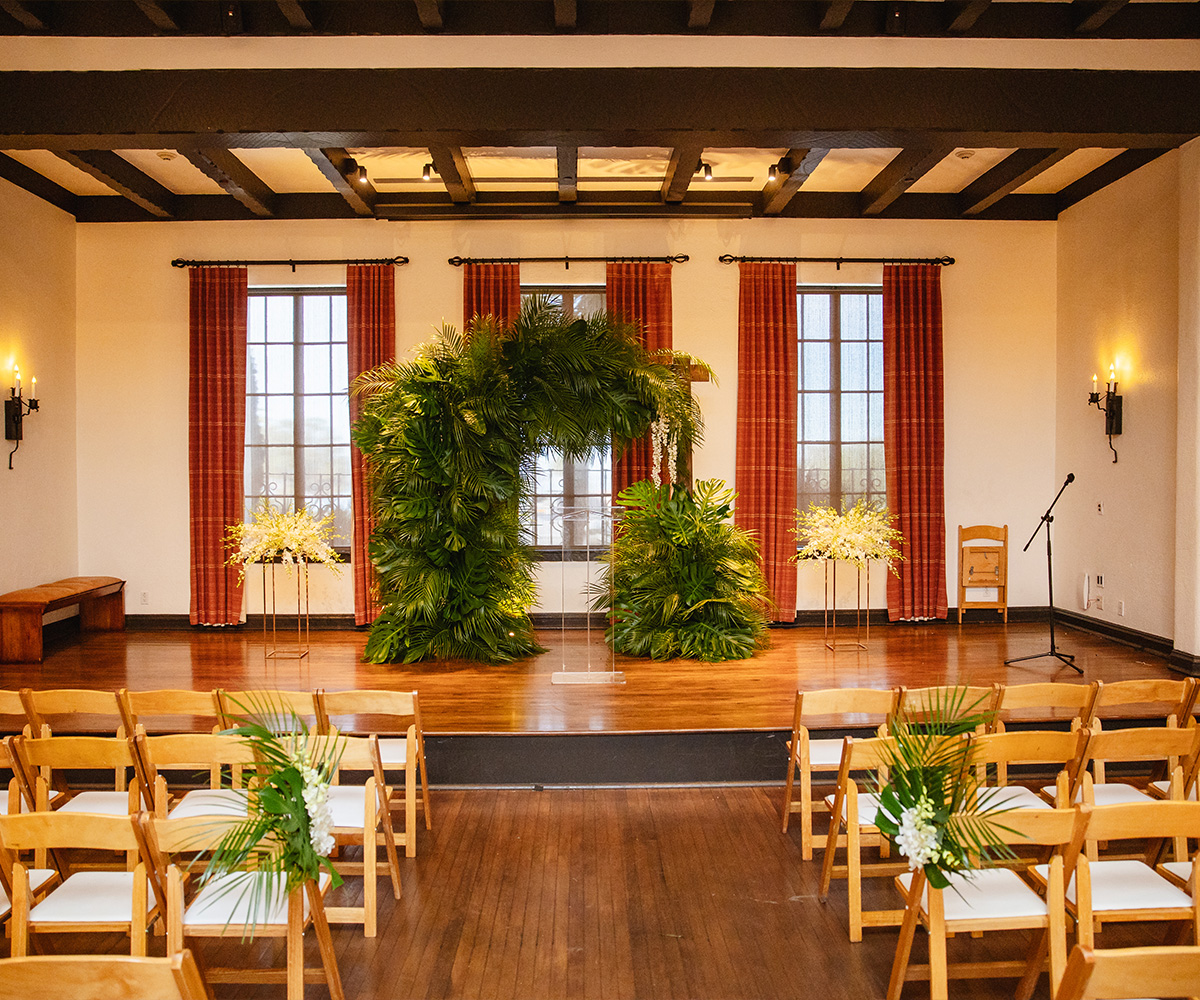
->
[0,810,140,853]
[20,688,125,737]
[0,689,29,735]
[0,950,208,1000]
[1056,944,1200,1000]
[1082,725,1200,776]
[1075,800,1200,860]
[217,689,321,731]
[318,689,421,736]
[967,804,1087,850]
[896,685,1001,726]
[118,689,223,736]
[791,688,899,729]
[970,727,1090,792]
[994,682,1099,728]
[1087,678,1196,728]
[12,733,139,805]
[130,732,260,813]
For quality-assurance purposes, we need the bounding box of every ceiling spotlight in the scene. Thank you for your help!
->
[422,163,434,181]
[353,167,369,185]
[700,162,713,181]
[954,149,977,160]
[343,158,368,186]
[768,164,778,182]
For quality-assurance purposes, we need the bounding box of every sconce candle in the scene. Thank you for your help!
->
[5,364,41,469]
[1087,361,1122,464]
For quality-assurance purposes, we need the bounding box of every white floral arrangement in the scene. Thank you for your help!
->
[226,502,343,579]
[793,499,905,575]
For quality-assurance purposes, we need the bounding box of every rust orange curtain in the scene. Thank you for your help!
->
[607,261,673,497]
[734,262,798,622]
[884,264,949,620]
[348,264,396,626]
[463,262,520,328]
[188,267,248,626]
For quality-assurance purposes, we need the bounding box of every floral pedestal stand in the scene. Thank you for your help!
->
[824,559,869,651]
[263,560,310,660]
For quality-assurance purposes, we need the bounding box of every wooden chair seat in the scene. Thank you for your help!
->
[896,867,1050,925]
[0,868,55,919]
[1157,860,1191,890]
[29,871,155,925]
[795,736,845,768]
[982,785,1049,811]
[1041,783,1156,806]
[1148,778,1198,800]
[1033,859,1194,913]
[56,791,135,816]
[0,789,59,814]
[166,789,246,819]
[183,871,334,930]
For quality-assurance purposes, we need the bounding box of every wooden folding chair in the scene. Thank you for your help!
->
[0,812,157,957]
[0,820,60,928]
[780,686,899,859]
[319,688,432,853]
[819,734,915,942]
[886,806,1090,1000]
[130,731,258,819]
[1084,678,1197,731]
[0,950,209,1000]
[135,814,345,1000]
[118,689,223,736]
[20,687,126,738]
[1063,726,1200,811]
[993,682,1100,734]
[0,689,30,736]
[1055,943,1200,1000]
[217,689,322,733]
[970,728,1091,813]
[323,734,402,937]
[11,734,141,818]
[896,685,1002,730]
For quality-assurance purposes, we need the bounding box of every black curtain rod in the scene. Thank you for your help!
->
[171,256,409,272]
[719,254,954,269]
[448,254,688,269]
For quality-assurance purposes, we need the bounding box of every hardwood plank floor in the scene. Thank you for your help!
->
[1,620,1179,735]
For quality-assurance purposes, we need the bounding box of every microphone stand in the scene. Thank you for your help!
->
[1004,474,1083,674]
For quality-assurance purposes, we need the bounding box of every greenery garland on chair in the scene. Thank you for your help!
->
[352,296,704,664]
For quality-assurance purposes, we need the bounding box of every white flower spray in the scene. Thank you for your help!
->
[298,759,336,857]
[896,795,940,870]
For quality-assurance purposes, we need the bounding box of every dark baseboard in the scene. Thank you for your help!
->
[1169,651,1200,677]
[124,614,361,631]
[1054,609,1174,658]
[776,605,1047,628]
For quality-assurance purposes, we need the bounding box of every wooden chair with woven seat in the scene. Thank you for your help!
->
[0,812,157,958]
[993,682,1100,734]
[135,813,345,1000]
[886,806,1090,1000]
[0,950,209,1000]
[130,731,259,820]
[819,734,921,942]
[322,734,403,937]
[318,688,432,856]
[1055,943,1200,1000]
[780,686,899,859]
[118,689,224,737]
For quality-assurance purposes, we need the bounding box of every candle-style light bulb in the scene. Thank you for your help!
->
[1092,373,1098,390]
[13,365,19,397]
[30,376,36,398]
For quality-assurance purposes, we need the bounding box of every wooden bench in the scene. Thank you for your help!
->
[0,577,125,663]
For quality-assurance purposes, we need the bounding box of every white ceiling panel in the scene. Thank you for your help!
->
[2,149,117,196]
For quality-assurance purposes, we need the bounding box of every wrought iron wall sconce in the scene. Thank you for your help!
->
[1088,364,1122,464]
[5,366,39,469]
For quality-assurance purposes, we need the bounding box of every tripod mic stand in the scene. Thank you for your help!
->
[1004,473,1083,674]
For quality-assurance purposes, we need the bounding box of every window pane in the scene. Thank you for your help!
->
[266,345,293,394]
[248,297,266,343]
[842,392,867,442]
[303,396,333,445]
[869,340,883,392]
[265,297,293,343]
[841,294,868,339]
[302,296,331,342]
[869,392,884,440]
[869,296,883,340]
[265,446,294,500]
[803,393,830,440]
[841,341,867,391]
[247,344,267,396]
[304,344,331,394]
[801,342,830,391]
[330,344,349,394]
[246,396,266,446]
[801,295,830,338]
[266,395,294,446]
[575,292,606,316]
[842,443,867,497]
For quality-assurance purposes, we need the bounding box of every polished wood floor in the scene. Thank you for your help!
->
[2,619,1179,734]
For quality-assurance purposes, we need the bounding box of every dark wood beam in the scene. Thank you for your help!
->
[133,1,179,30]
[414,0,442,30]
[820,0,854,29]
[1074,0,1129,32]
[1056,148,1172,211]
[0,151,77,215]
[0,1,45,29]
[553,0,576,29]
[946,0,991,32]
[54,149,175,217]
[859,146,948,216]
[688,0,715,28]
[763,148,828,215]
[304,147,376,215]
[428,146,476,203]
[957,148,1070,216]
[182,148,277,216]
[661,145,705,204]
[557,146,578,204]
[276,0,312,29]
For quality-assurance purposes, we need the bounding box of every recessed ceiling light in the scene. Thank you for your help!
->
[954,149,977,160]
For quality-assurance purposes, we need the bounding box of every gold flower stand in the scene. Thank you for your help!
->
[262,559,310,660]
[823,559,870,651]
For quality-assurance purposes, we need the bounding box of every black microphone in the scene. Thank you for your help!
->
[1066,473,1075,484]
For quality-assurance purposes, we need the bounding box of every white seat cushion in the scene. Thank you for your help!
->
[0,789,61,815]
[327,785,370,828]
[807,739,844,769]
[1160,861,1193,888]
[825,791,883,827]
[897,867,1048,923]
[30,872,152,924]
[377,738,410,768]
[1038,783,1155,806]
[1149,779,1198,800]
[184,871,333,929]
[168,789,247,819]
[979,786,1050,811]
[56,790,131,816]
[1034,859,1193,911]
[0,869,57,919]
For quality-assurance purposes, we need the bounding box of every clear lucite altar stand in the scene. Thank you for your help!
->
[549,501,624,685]
[823,559,869,651]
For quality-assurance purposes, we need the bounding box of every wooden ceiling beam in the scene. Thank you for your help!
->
[414,0,443,30]
[182,147,278,216]
[662,145,706,203]
[859,146,948,216]
[820,1,854,29]
[557,146,578,203]
[0,1,45,29]
[1074,0,1129,32]
[133,1,179,30]
[304,147,376,215]
[55,149,175,217]
[554,0,576,29]
[763,148,828,215]
[946,0,991,32]
[276,1,313,29]
[1056,147,1171,211]
[428,145,476,203]
[957,147,1070,215]
[0,151,77,214]
[687,0,715,28]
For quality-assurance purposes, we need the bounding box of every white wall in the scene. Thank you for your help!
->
[74,215,1058,617]
[0,179,77,594]
[1056,152,1181,640]
[1175,138,1200,657]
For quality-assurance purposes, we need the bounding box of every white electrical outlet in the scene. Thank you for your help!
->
[1096,574,1104,587]
[1094,595,1103,611]
[140,590,149,605]
[1118,600,1125,616]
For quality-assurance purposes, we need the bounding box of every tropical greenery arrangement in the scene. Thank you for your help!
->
[793,499,905,574]
[874,688,1016,889]
[225,502,342,580]
[203,696,343,931]
[352,296,704,664]
[591,479,770,662]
